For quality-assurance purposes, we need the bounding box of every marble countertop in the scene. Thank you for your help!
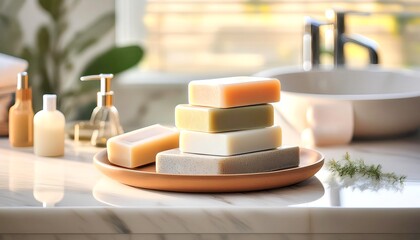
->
[1,117,420,238]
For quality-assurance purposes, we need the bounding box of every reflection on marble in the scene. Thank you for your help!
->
[324,166,407,207]
[0,139,104,207]
[8,151,34,192]
[326,172,405,192]
[93,176,325,207]
[327,182,420,208]
[33,158,64,207]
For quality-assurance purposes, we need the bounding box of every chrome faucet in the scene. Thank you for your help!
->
[303,10,379,70]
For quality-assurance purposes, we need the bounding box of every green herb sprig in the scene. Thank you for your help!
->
[327,152,406,191]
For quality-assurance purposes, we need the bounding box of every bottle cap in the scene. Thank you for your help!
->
[43,94,57,111]
[17,72,29,90]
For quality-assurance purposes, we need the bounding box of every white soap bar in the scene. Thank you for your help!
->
[107,124,179,168]
[156,146,299,175]
[180,126,282,156]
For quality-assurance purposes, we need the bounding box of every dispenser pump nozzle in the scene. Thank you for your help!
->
[80,73,114,107]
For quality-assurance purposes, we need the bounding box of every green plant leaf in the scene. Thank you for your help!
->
[2,0,25,18]
[0,17,22,55]
[65,61,73,71]
[38,52,52,94]
[74,100,97,120]
[20,47,35,73]
[0,14,8,24]
[63,12,115,58]
[36,25,50,53]
[0,0,25,55]
[57,19,68,38]
[82,45,144,76]
[38,0,64,21]
[34,26,53,99]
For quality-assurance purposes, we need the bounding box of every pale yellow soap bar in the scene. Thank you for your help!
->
[107,124,179,168]
[156,146,300,175]
[175,104,274,133]
[180,126,282,156]
[188,76,281,108]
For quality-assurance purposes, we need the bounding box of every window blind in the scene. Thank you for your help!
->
[119,0,420,73]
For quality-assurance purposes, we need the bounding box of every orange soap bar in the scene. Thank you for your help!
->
[188,76,281,108]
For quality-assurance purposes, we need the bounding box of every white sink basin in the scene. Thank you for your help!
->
[255,67,420,139]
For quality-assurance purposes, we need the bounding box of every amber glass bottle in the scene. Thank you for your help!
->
[9,72,34,147]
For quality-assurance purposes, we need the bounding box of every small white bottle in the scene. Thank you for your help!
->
[34,94,65,157]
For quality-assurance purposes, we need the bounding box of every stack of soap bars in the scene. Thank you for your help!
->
[156,76,300,175]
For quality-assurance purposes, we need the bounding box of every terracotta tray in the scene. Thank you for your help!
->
[93,148,324,193]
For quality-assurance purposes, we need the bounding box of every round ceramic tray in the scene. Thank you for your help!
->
[93,148,324,193]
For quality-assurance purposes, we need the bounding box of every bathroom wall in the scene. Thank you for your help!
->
[113,82,187,131]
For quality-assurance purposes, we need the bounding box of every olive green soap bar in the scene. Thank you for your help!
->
[175,104,274,133]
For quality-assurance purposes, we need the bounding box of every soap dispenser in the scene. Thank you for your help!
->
[80,74,123,147]
[9,72,34,147]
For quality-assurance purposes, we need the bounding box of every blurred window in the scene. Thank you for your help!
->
[116,0,420,76]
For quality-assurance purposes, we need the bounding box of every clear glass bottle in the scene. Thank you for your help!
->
[80,74,123,147]
[9,72,34,147]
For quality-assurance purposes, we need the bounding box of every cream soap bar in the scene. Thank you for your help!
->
[107,124,179,168]
[180,126,282,156]
[188,76,280,108]
[175,104,274,133]
[156,146,299,175]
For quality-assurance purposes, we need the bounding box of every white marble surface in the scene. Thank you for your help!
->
[0,114,420,238]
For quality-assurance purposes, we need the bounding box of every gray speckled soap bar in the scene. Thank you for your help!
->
[156,146,299,175]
